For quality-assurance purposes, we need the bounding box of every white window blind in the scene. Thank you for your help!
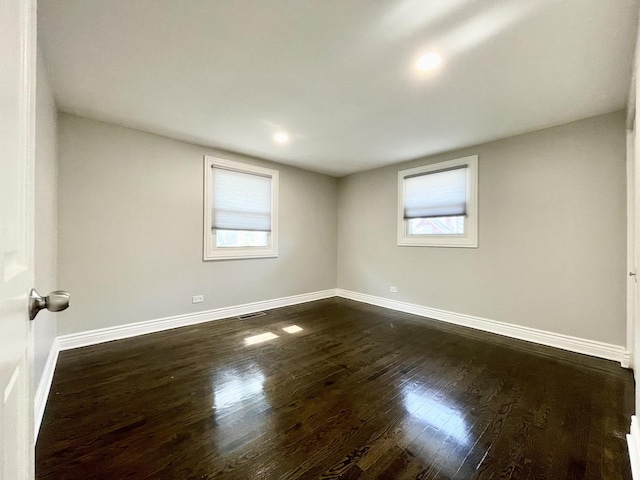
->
[211,167,272,231]
[403,166,468,219]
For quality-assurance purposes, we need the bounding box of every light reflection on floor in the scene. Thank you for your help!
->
[211,367,270,453]
[282,325,303,334]
[402,388,470,473]
[244,332,279,345]
[214,371,266,411]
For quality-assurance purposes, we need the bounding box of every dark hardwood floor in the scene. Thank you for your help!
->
[36,298,634,479]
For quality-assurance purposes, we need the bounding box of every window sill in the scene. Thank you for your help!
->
[203,248,278,261]
[397,237,478,248]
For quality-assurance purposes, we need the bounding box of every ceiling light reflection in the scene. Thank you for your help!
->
[244,332,279,345]
[282,325,303,334]
[211,367,271,451]
[403,391,469,445]
[214,372,265,410]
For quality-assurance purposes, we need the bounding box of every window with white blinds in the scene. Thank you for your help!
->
[397,155,478,248]
[403,167,468,219]
[204,156,279,260]
[211,168,272,232]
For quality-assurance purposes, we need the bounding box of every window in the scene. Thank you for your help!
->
[397,155,478,247]
[204,156,278,260]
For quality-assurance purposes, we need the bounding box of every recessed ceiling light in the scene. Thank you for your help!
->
[274,132,289,143]
[416,53,442,71]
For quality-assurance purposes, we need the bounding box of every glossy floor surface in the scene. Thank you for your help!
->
[37,298,633,479]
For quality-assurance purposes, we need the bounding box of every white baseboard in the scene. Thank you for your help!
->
[56,289,337,351]
[34,338,59,442]
[35,287,629,442]
[336,289,628,365]
[623,351,633,369]
[629,416,640,479]
[34,289,336,439]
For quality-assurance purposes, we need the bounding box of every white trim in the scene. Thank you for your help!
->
[203,156,279,261]
[34,288,629,441]
[629,416,640,480]
[628,129,636,369]
[34,289,335,440]
[623,351,632,369]
[627,13,639,130]
[629,60,637,130]
[336,289,628,364]
[51,287,629,360]
[397,155,478,248]
[34,338,59,442]
[57,289,336,351]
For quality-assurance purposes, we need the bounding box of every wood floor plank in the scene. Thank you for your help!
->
[36,298,634,479]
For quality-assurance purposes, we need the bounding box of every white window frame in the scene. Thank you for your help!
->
[397,155,478,248]
[203,156,279,260]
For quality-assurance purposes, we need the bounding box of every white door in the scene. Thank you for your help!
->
[635,119,640,414]
[628,128,636,372]
[634,110,640,414]
[0,0,37,478]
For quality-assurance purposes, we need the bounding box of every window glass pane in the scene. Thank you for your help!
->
[408,216,465,235]
[215,230,269,248]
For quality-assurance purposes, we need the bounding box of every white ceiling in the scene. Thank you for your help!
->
[39,0,639,177]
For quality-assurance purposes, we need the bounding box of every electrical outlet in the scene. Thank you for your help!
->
[390,286,398,293]
[192,295,204,304]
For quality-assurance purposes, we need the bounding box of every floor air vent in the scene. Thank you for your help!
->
[237,311,266,320]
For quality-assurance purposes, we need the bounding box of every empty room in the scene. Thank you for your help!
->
[3,0,640,478]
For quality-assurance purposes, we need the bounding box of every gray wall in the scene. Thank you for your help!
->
[57,114,338,336]
[34,51,58,386]
[337,111,627,346]
[57,111,627,347]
